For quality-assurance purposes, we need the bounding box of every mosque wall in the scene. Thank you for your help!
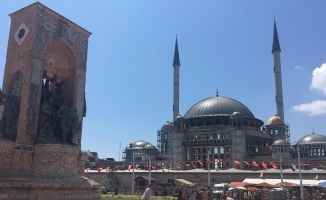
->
[86,170,326,189]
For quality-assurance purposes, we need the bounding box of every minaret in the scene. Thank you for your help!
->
[272,21,285,122]
[173,37,180,121]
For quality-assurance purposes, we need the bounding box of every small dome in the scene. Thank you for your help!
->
[144,144,156,149]
[132,140,150,148]
[174,115,186,123]
[267,115,284,125]
[297,133,326,145]
[161,122,174,131]
[230,111,243,120]
[272,139,289,146]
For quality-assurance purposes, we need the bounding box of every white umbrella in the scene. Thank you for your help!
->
[228,187,235,190]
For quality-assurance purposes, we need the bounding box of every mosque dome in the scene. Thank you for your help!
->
[132,140,151,149]
[297,133,326,145]
[272,139,289,146]
[174,115,186,123]
[184,96,254,119]
[267,115,284,125]
[230,111,244,120]
[161,122,174,131]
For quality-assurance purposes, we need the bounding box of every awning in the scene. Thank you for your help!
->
[243,178,326,186]
[175,179,192,187]
[229,182,246,187]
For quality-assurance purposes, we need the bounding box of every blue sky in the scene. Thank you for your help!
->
[1,1,326,161]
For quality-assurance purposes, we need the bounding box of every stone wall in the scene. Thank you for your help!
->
[86,169,326,193]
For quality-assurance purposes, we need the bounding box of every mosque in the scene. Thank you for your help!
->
[122,22,326,171]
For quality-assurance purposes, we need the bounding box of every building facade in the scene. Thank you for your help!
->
[121,22,326,171]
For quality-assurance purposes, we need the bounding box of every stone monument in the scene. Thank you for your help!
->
[0,2,101,199]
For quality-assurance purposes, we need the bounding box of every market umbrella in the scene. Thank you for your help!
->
[248,187,259,191]
[254,182,274,188]
[319,181,326,187]
[228,187,235,191]
[275,182,296,187]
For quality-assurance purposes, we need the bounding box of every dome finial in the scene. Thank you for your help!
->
[216,88,219,97]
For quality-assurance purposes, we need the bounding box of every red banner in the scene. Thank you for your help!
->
[243,161,250,168]
[261,162,268,171]
[227,155,231,162]
[192,161,197,169]
[97,167,102,172]
[234,160,240,169]
[252,161,259,169]
[198,160,204,167]
[270,162,277,169]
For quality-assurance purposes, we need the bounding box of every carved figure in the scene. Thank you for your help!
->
[68,105,78,144]
[56,101,70,143]
[38,97,55,139]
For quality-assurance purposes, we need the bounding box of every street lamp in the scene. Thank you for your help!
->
[207,148,211,187]
[297,145,304,199]
[277,147,284,188]
[139,150,151,185]
[132,151,135,195]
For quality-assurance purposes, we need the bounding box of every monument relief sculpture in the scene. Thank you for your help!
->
[0,3,100,199]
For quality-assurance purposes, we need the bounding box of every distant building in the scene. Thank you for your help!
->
[120,21,326,170]
[85,151,115,169]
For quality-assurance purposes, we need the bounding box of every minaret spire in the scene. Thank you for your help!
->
[272,20,285,123]
[272,20,281,53]
[173,36,180,121]
[173,36,180,66]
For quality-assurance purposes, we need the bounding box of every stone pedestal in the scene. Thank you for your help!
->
[0,178,100,200]
[0,143,101,200]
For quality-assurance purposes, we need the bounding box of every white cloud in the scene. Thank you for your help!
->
[310,63,326,94]
[292,100,326,115]
[294,66,301,70]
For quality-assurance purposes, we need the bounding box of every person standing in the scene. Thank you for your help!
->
[200,187,208,200]
[178,184,189,200]
[232,190,238,200]
[190,186,197,200]
[243,190,248,200]
[142,183,155,200]
[207,186,213,200]
[248,190,252,200]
